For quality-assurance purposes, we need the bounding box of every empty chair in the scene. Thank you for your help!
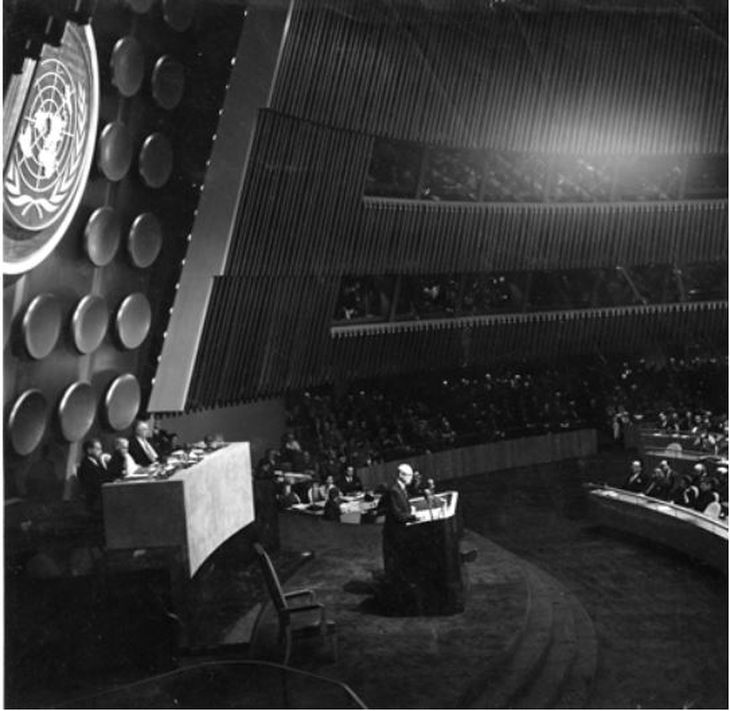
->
[253,543,337,665]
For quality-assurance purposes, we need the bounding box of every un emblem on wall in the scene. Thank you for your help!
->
[4,23,99,275]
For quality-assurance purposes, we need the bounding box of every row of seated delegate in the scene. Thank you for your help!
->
[334,264,726,323]
[622,458,727,520]
[269,463,437,522]
[278,355,726,470]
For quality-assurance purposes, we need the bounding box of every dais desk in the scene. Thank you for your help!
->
[588,484,727,574]
[102,442,254,577]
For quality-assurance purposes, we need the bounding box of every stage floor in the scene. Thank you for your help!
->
[248,512,592,709]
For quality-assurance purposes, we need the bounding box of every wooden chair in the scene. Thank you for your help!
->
[253,543,337,665]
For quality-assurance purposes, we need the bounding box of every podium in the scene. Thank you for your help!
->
[381,491,465,616]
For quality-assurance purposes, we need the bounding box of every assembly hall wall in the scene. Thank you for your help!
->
[3,2,243,501]
[184,0,727,408]
[156,398,286,465]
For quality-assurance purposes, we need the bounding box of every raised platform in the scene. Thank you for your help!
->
[245,512,598,709]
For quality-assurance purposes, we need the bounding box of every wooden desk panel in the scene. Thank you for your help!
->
[102,442,254,576]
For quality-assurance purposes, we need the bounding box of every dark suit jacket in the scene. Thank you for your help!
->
[77,457,110,509]
[323,498,342,521]
[107,451,133,480]
[129,436,157,466]
[623,472,646,492]
[384,483,416,529]
[339,474,363,495]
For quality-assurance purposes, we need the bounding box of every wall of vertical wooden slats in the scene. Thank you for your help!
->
[225,111,373,277]
[271,1,727,154]
[357,198,728,273]
[187,275,339,407]
[188,288,726,405]
[184,108,727,407]
[183,0,727,408]
[327,302,728,384]
[226,110,727,278]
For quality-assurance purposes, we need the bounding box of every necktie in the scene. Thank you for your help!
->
[141,437,157,462]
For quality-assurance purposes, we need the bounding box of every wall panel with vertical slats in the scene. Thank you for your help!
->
[226,110,727,280]
[271,1,727,155]
[187,78,726,409]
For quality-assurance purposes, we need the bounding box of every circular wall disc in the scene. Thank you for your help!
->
[97,121,132,182]
[84,206,121,266]
[110,36,144,97]
[128,212,163,268]
[58,381,96,442]
[22,293,62,359]
[4,293,14,348]
[8,389,48,455]
[138,133,173,189]
[71,295,109,353]
[163,0,193,31]
[104,374,141,431]
[115,292,151,349]
[151,55,185,110]
[3,25,100,276]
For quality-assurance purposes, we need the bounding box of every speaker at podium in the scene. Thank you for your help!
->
[380,490,467,616]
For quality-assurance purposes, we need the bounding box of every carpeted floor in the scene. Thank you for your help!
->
[259,516,530,709]
[8,450,726,708]
[453,453,728,709]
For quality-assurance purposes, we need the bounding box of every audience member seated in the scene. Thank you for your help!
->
[436,417,457,446]
[107,437,140,479]
[702,494,723,519]
[679,477,701,508]
[295,450,320,479]
[658,459,679,493]
[152,425,177,457]
[407,469,426,497]
[168,433,181,452]
[694,478,719,514]
[308,474,336,504]
[323,486,343,521]
[203,432,225,450]
[256,448,281,479]
[339,465,363,495]
[276,354,725,481]
[77,438,112,514]
[644,467,671,500]
[623,460,647,492]
[282,431,303,466]
[321,449,342,480]
[128,419,159,467]
[716,467,728,503]
[277,482,302,510]
[670,475,693,506]
[692,429,717,453]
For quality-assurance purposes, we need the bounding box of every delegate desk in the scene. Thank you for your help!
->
[289,493,381,524]
[587,485,728,575]
[102,442,254,577]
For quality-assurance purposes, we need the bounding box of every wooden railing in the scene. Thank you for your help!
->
[356,429,597,489]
